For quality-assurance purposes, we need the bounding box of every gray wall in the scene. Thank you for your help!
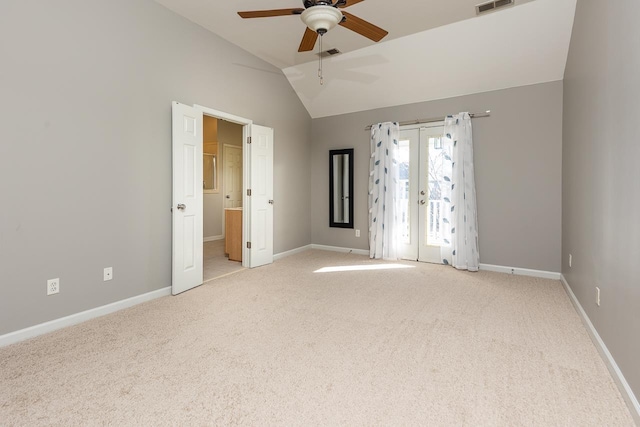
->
[563,0,640,402]
[0,0,311,335]
[203,120,243,239]
[312,82,563,272]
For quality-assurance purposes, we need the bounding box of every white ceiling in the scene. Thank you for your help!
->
[154,0,577,118]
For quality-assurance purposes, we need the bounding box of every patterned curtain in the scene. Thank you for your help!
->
[440,113,480,271]
[369,122,400,260]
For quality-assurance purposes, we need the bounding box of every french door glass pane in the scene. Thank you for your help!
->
[398,139,411,244]
[425,136,446,246]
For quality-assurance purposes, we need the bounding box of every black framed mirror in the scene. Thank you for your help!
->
[329,148,354,228]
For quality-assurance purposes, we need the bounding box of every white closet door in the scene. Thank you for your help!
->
[247,124,274,268]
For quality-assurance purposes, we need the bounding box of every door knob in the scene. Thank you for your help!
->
[226,195,230,199]
[177,203,186,210]
[268,200,274,204]
[419,200,425,205]
[420,190,426,196]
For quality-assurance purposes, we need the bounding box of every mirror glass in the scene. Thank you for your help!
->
[203,153,217,191]
[329,148,354,228]
[203,140,219,193]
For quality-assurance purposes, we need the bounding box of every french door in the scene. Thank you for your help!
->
[398,125,447,263]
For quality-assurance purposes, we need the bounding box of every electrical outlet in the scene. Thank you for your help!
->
[355,229,360,237]
[569,254,572,268]
[47,278,60,295]
[103,267,113,281]
[596,287,601,306]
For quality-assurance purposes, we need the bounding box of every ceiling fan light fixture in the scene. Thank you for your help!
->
[300,6,343,34]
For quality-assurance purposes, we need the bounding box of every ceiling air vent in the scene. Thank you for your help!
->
[317,48,341,58]
[476,0,514,15]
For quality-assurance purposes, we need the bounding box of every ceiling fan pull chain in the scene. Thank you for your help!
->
[318,33,324,85]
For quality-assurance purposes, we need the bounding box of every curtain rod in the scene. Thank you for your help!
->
[364,110,491,131]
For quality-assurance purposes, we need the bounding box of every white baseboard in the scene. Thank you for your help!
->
[560,275,640,424]
[310,244,369,256]
[274,244,312,261]
[203,234,224,242]
[0,287,172,348]
[479,263,561,280]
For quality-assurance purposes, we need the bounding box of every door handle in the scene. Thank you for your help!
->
[226,195,230,199]
[268,200,274,205]
[420,190,426,196]
[419,200,425,205]
[177,203,186,210]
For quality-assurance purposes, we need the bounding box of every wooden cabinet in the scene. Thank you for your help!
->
[225,208,242,262]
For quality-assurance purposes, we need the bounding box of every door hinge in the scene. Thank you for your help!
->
[247,189,251,196]
[246,241,252,249]
[247,136,252,144]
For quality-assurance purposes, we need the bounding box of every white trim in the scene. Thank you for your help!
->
[560,275,640,424]
[274,244,312,261]
[0,287,171,348]
[194,105,252,127]
[310,244,369,256]
[203,234,224,242]
[479,263,561,280]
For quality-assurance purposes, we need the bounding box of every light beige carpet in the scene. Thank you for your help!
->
[0,250,635,426]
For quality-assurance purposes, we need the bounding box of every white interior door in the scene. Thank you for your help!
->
[247,124,274,268]
[398,125,445,264]
[171,102,203,295]
[224,145,243,208]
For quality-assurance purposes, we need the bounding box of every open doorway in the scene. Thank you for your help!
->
[202,116,244,282]
[172,101,274,295]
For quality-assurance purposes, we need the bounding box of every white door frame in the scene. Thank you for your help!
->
[194,105,253,267]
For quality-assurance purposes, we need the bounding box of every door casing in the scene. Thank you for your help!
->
[193,105,273,269]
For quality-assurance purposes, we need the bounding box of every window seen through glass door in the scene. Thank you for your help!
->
[398,138,411,244]
[425,136,447,246]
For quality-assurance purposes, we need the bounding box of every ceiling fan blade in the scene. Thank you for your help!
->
[298,27,319,52]
[338,0,365,8]
[238,8,304,19]
[339,11,388,42]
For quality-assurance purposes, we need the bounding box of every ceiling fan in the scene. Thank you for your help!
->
[238,0,389,53]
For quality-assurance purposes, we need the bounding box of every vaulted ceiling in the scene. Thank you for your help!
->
[154,0,577,118]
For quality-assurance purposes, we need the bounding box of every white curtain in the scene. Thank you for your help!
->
[369,122,400,260]
[440,113,480,271]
